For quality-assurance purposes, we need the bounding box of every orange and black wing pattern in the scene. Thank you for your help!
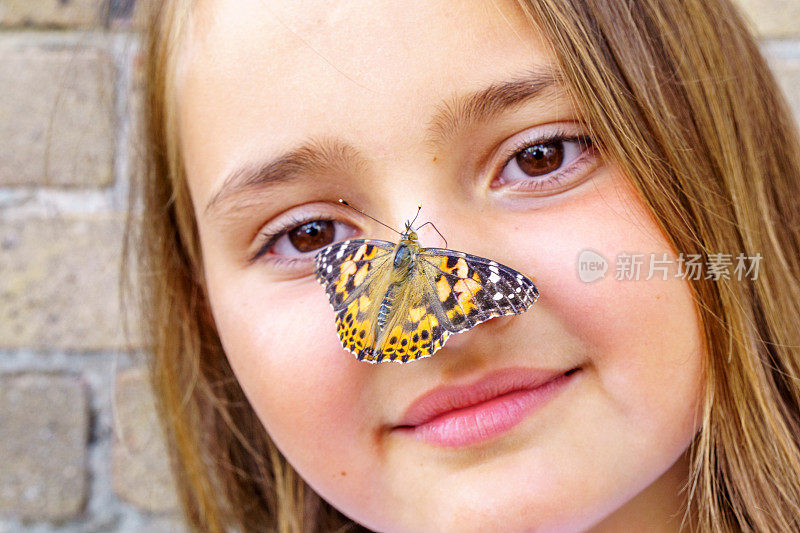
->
[362,281,452,363]
[418,248,539,334]
[315,239,539,364]
[315,239,393,360]
[315,239,393,310]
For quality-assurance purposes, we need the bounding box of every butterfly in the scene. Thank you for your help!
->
[314,201,539,363]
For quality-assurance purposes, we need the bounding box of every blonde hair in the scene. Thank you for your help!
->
[127,0,800,531]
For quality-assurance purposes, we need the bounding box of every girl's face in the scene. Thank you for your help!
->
[179,1,704,531]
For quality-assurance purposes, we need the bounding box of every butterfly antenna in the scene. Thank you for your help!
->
[415,221,448,248]
[409,204,422,227]
[338,199,402,236]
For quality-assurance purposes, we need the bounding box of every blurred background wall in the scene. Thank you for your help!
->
[0,1,798,531]
[0,1,182,531]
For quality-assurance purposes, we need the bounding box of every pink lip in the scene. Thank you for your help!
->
[394,366,581,447]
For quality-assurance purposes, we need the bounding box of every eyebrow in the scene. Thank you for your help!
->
[425,66,560,149]
[204,66,560,217]
[204,138,365,218]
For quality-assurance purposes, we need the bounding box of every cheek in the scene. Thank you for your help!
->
[520,174,705,433]
[209,280,344,424]
[453,174,705,528]
[204,272,383,497]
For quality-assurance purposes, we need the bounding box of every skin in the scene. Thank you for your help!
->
[177,1,705,531]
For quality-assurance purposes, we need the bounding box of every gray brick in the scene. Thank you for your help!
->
[0,36,115,187]
[0,374,88,522]
[735,0,800,38]
[0,214,140,350]
[111,367,178,513]
[109,0,150,31]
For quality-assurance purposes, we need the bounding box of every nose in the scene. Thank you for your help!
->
[375,167,515,262]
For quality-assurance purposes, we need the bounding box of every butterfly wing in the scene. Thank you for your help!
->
[364,248,539,364]
[417,248,539,333]
[314,239,395,360]
[315,240,540,364]
[315,239,394,310]
[367,278,452,363]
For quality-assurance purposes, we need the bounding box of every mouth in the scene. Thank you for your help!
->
[393,366,582,448]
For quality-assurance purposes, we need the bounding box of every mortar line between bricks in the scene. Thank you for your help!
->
[110,33,139,211]
[0,30,139,44]
[83,355,128,531]
[0,350,146,374]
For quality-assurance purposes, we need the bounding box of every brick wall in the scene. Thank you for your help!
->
[0,1,182,531]
[0,1,797,531]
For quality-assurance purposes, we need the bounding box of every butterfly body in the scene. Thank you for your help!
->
[371,229,429,352]
[315,222,539,364]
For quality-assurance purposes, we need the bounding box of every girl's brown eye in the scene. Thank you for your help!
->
[288,220,336,253]
[516,141,564,176]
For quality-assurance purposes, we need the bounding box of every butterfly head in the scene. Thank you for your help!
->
[401,221,419,243]
[338,199,427,246]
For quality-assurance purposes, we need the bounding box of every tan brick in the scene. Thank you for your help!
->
[0,36,115,187]
[112,367,179,513]
[735,0,800,38]
[0,214,140,350]
[0,374,88,521]
[0,0,105,28]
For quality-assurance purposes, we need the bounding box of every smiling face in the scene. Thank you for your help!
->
[176,0,705,530]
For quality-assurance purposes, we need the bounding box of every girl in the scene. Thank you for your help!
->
[130,0,800,531]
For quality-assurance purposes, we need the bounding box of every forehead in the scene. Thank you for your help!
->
[178,0,557,207]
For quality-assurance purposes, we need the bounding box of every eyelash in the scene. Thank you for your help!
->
[251,129,597,264]
[495,128,595,193]
[250,214,329,264]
